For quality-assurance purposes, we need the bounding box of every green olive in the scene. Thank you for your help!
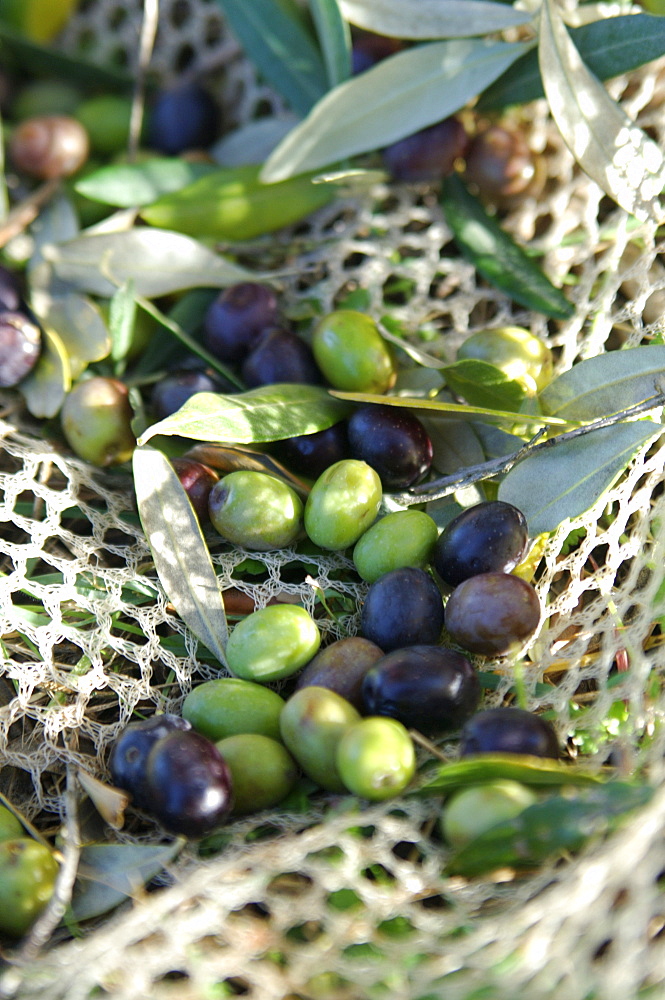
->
[226,604,321,682]
[304,459,382,551]
[0,805,23,844]
[352,509,438,582]
[208,470,304,551]
[182,677,285,741]
[456,326,553,394]
[335,717,416,801]
[215,733,298,814]
[440,779,538,848]
[311,310,396,393]
[74,95,136,156]
[280,686,360,793]
[60,376,136,467]
[0,838,59,937]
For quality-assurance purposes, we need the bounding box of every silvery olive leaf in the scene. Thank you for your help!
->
[339,0,532,39]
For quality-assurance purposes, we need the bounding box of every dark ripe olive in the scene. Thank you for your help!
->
[362,645,480,733]
[203,282,279,363]
[171,457,219,523]
[459,707,559,759]
[274,421,349,479]
[382,117,470,183]
[108,713,192,803]
[0,311,41,387]
[0,266,23,311]
[444,572,541,657]
[295,636,385,710]
[432,500,528,588]
[147,82,220,155]
[151,368,233,420]
[351,28,405,74]
[360,567,444,652]
[143,729,233,837]
[241,327,323,388]
[347,403,433,489]
[464,125,541,204]
[9,114,89,179]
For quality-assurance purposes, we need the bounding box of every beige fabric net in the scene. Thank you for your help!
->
[2,2,665,998]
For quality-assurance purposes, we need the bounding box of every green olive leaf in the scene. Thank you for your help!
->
[441,359,527,412]
[539,345,665,421]
[34,293,112,378]
[74,158,219,207]
[43,228,253,298]
[20,326,71,419]
[69,840,185,922]
[310,0,352,89]
[133,446,228,665]
[498,419,664,537]
[440,173,574,319]
[445,782,653,877]
[414,753,606,797]
[539,0,665,224]
[261,38,530,182]
[139,384,352,446]
[339,0,532,39]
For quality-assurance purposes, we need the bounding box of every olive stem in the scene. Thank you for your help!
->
[388,388,665,506]
[0,179,60,250]
[128,0,159,162]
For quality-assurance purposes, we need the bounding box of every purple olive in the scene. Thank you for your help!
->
[459,707,559,759]
[444,572,541,657]
[0,311,41,387]
[432,500,529,588]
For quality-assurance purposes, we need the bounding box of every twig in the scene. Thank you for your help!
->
[0,179,60,250]
[128,0,159,162]
[388,389,665,507]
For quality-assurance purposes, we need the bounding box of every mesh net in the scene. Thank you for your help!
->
[2,2,665,998]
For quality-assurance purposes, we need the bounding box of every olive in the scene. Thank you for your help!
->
[11,80,82,121]
[444,572,541,657]
[347,403,433,489]
[60,376,136,467]
[208,470,303,550]
[148,82,220,155]
[108,713,192,804]
[203,282,279,363]
[226,604,321,683]
[382,117,470,183]
[361,644,480,733]
[9,114,89,179]
[336,717,416,801]
[274,421,349,480]
[304,459,382,550]
[464,124,542,205]
[0,839,60,937]
[241,327,322,388]
[151,367,233,420]
[432,500,529,589]
[0,265,23,311]
[182,677,285,742]
[171,457,219,523]
[0,310,41,387]
[351,28,405,74]
[456,326,553,394]
[74,94,135,156]
[353,510,438,583]
[459,707,559,759]
[294,636,385,710]
[0,805,23,844]
[280,686,361,793]
[215,734,298,814]
[143,729,233,837]
[360,567,444,652]
[440,780,538,848]
[311,310,396,394]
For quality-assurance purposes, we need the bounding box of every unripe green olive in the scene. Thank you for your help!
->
[182,677,285,742]
[335,717,416,801]
[60,376,136,467]
[0,805,23,844]
[304,459,382,550]
[226,604,321,682]
[209,470,303,551]
[456,326,553,394]
[311,310,396,393]
[440,779,537,848]
[74,95,135,156]
[352,509,438,582]
[0,838,59,937]
[280,686,360,792]
[215,733,298,814]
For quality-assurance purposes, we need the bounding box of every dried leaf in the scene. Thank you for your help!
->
[77,770,130,830]
[185,443,311,496]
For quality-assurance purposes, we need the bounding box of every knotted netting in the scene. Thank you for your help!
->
[2,1,665,997]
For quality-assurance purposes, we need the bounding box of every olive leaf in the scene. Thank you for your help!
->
[34,293,112,378]
[133,446,228,665]
[310,0,352,89]
[539,0,665,225]
[74,158,218,208]
[19,326,71,418]
[185,443,311,497]
[441,359,527,412]
[539,345,665,421]
[109,281,137,365]
[498,419,663,537]
[338,0,532,39]
[414,753,606,797]
[43,228,253,298]
[139,384,352,446]
[445,782,653,877]
[261,37,530,182]
[440,173,574,319]
[69,840,184,922]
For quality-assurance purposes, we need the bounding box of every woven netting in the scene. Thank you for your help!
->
[2,2,665,998]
